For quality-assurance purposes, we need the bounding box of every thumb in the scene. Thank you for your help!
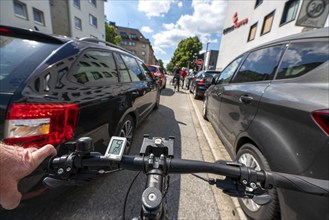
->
[31,144,57,170]
[0,181,22,210]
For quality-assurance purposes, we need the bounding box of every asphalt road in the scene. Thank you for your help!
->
[0,77,245,220]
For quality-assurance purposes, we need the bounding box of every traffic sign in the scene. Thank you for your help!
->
[296,0,329,28]
[195,59,203,66]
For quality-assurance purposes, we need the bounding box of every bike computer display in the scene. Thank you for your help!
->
[105,136,127,161]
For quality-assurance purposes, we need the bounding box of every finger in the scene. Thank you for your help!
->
[31,145,57,168]
[0,185,22,210]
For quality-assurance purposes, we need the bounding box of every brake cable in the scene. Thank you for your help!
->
[123,171,142,220]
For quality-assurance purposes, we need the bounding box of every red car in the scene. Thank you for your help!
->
[146,64,167,89]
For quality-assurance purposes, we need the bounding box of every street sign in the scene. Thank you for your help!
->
[296,0,329,28]
[195,59,203,66]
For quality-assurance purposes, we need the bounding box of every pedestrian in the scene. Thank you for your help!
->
[180,68,187,89]
[172,64,181,92]
[0,142,56,209]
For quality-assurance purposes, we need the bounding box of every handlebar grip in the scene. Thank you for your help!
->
[272,172,329,196]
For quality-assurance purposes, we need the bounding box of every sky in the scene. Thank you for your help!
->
[104,0,228,65]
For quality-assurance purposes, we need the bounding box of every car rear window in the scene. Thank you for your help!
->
[0,35,61,92]
[147,66,157,72]
[276,41,329,79]
[204,72,220,78]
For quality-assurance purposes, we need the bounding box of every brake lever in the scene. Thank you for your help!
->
[215,177,272,205]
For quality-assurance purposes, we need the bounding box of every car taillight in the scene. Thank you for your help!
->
[4,103,79,148]
[312,109,329,136]
[197,79,205,85]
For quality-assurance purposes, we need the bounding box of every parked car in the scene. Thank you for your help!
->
[185,71,197,90]
[146,64,167,89]
[189,70,221,99]
[0,25,160,198]
[203,27,329,220]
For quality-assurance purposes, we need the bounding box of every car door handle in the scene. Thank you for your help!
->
[239,95,253,104]
[215,92,222,96]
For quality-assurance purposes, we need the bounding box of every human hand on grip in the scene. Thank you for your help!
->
[0,142,57,210]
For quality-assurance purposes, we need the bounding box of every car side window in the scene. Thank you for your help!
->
[231,45,285,83]
[138,61,154,81]
[113,53,131,83]
[121,54,144,81]
[276,41,329,79]
[72,50,119,85]
[216,56,243,84]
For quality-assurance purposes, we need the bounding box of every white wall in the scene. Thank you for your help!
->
[69,0,105,40]
[0,0,53,34]
[216,0,321,70]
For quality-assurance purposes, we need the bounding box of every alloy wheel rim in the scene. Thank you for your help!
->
[119,120,133,153]
[203,99,207,117]
[238,153,262,212]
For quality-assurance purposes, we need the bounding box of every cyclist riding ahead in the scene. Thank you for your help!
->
[172,64,181,92]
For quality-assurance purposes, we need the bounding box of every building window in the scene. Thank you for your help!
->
[33,8,45,25]
[141,51,146,56]
[261,11,275,35]
[89,0,97,7]
[75,17,82,30]
[129,42,136,46]
[280,0,299,25]
[89,14,97,27]
[130,34,138,40]
[121,41,128,46]
[120,32,129,39]
[13,0,28,19]
[248,23,257,42]
[255,0,263,8]
[73,0,80,9]
[142,44,146,48]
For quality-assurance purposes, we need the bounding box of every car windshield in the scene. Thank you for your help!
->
[0,35,61,92]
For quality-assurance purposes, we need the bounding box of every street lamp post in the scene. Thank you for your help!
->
[204,42,210,70]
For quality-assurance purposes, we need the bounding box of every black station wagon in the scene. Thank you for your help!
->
[0,25,160,197]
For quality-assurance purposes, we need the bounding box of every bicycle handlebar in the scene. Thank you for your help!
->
[40,136,329,220]
[43,153,329,196]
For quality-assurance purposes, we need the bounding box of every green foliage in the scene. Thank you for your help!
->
[158,59,165,70]
[169,36,202,72]
[105,23,121,45]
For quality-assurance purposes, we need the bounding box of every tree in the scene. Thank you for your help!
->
[105,23,121,45]
[158,59,165,70]
[169,36,202,72]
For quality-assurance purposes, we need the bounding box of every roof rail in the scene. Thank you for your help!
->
[79,37,132,54]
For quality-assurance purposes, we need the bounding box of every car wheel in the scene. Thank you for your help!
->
[202,97,208,120]
[193,87,198,99]
[154,90,160,110]
[237,143,280,220]
[117,115,135,154]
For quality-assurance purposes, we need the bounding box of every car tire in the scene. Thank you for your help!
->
[116,115,135,154]
[237,143,280,220]
[202,97,208,120]
[154,90,160,110]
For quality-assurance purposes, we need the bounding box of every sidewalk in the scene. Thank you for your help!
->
[185,87,247,220]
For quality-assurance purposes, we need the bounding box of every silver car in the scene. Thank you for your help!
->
[203,27,329,220]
